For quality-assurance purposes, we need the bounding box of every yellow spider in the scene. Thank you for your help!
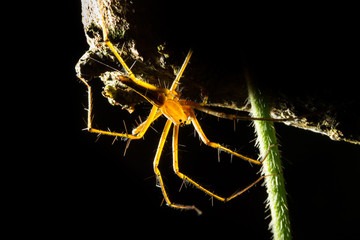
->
[78,0,280,215]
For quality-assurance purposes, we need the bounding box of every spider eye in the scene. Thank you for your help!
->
[178,119,187,126]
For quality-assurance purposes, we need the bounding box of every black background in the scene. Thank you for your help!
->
[22,1,359,238]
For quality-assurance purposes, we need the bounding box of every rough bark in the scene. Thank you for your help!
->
[76,0,359,145]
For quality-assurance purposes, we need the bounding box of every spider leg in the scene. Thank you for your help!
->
[190,115,271,165]
[173,125,276,203]
[186,100,297,122]
[78,76,158,140]
[226,173,278,202]
[131,109,162,135]
[172,125,226,202]
[153,119,202,215]
[169,49,193,93]
[98,0,159,93]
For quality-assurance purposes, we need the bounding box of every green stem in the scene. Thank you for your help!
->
[246,71,291,240]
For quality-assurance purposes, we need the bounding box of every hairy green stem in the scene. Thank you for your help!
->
[246,71,291,240]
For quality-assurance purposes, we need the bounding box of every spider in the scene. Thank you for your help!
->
[78,0,286,215]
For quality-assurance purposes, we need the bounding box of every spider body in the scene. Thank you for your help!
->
[115,75,167,107]
[116,75,192,126]
[78,0,279,215]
